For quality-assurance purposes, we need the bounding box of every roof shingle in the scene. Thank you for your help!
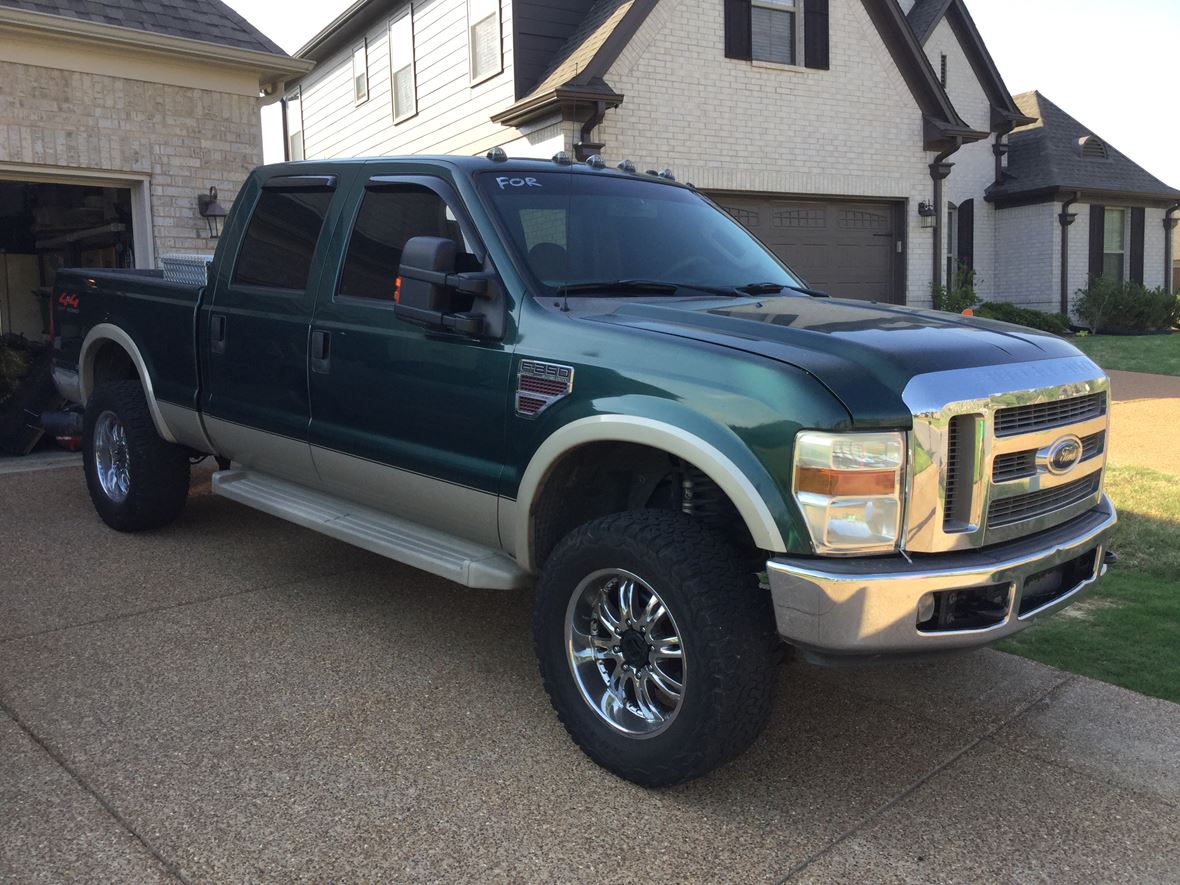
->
[988,91,1180,202]
[0,0,287,56]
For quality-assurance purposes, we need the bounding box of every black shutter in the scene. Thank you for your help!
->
[803,0,830,70]
[1088,204,1105,279]
[724,0,752,60]
[957,198,974,271]
[1130,207,1145,284]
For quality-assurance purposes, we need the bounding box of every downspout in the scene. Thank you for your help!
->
[280,96,290,163]
[574,101,609,161]
[1165,203,1180,295]
[1059,192,1080,314]
[930,143,958,292]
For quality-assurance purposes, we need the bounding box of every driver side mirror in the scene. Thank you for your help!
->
[396,236,493,336]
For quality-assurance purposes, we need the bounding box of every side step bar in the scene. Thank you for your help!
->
[211,469,530,590]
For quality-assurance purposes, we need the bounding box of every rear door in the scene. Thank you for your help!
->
[200,169,347,484]
[305,170,512,547]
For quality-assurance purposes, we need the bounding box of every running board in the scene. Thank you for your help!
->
[211,469,530,590]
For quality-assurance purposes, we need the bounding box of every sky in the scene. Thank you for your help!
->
[226,0,1180,185]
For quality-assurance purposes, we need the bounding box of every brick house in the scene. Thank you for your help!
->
[0,0,308,340]
[282,0,1179,306]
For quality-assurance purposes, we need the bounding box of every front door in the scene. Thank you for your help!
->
[201,171,346,484]
[306,171,512,548]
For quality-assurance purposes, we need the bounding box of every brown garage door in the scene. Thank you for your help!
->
[710,195,902,303]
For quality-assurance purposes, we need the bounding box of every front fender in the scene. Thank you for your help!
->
[512,401,800,571]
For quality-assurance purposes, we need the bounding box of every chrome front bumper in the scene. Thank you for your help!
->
[767,497,1117,656]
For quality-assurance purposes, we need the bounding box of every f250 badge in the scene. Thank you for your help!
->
[516,360,574,417]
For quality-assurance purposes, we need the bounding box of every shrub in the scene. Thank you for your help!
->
[931,261,980,314]
[1073,277,1180,334]
[973,302,1072,335]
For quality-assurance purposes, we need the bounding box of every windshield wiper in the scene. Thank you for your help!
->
[735,281,830,297]
[555,280,742,298]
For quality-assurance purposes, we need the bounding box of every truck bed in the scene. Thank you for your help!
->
[52,267,204,414]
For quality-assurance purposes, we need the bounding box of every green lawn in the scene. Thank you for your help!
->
[1071,332,1180,376]
[999,465,1180,702]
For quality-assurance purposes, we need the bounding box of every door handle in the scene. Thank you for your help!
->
[310,329,331,374]
[210,314,226,354]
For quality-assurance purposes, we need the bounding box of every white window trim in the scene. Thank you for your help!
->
[751,0,805,69]
[390,10,417,123]
[353,40,369,105]
[467,0,503,85]
[285,89,304,162]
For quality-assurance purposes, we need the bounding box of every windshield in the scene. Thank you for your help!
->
[478,171,803,294]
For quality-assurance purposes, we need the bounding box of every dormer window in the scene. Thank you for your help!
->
[1079,135,1108,160]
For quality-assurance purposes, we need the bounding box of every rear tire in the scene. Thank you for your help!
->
[533,510,778,787]
[83,380,190,532]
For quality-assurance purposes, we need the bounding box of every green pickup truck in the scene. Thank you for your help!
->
[49,154,1116,786]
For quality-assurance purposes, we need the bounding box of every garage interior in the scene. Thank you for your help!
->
[0,180,136,342]
[711,194,905,303]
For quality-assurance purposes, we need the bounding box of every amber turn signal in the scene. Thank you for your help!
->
[794,466,898,497]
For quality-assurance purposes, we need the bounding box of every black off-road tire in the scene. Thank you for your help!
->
[533,510,778,787]
[83,380,190,532]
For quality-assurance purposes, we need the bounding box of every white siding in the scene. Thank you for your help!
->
[298,0,518,159]
[598,0,943,304]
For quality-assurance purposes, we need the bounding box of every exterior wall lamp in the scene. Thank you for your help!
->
[198,186,228,238]
[918,200,937,229]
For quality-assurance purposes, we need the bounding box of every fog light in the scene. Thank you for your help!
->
[917,592,935,624]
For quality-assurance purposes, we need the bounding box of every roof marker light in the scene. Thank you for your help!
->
[658,167,676,181]
[585,154,606,169]
[552,151,573,165]
[486,146,507,162]
[616,159,636,173]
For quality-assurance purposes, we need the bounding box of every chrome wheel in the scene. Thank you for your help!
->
[565,569,686,738]
[93,410,130,503]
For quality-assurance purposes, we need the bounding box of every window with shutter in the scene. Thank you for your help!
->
[285,91,304,161]
[353,42,369,105]
[727,1,828,70]
[1102,208,1126,282]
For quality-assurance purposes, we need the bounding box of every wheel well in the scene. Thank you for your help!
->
[88,340,138,394]
[530,442,758,570]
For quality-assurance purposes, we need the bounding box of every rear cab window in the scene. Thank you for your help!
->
[233,182,336,291]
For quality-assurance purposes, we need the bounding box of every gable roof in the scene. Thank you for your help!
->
[906,0,951,44]
[492,0,654,128]
[0,0,285,55]
[987,91,1180,205]
[905,0,1032,132]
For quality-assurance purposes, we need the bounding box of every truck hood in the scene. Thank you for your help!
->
[586,295,1085,427]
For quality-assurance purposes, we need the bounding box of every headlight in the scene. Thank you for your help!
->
[792,430,906,555]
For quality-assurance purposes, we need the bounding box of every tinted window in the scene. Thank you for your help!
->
[479,172,801,292]
[338,184,469,300]
[233,188,334,290]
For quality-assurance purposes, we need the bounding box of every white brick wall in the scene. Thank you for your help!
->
[0,59,261,258]
[993,202,1056,311]
[598,0,940,303]
[1144,207,1166,289]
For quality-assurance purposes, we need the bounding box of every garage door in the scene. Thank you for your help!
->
[710,195,902,303]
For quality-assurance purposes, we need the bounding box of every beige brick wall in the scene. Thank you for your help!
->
[0,59,262,260]
[596,0,943,304]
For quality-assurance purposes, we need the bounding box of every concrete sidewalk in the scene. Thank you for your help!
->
[1,465,1178,883]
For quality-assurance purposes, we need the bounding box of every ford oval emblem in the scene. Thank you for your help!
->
[1043,435,1083,475]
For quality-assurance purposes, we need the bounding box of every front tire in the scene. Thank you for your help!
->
[83,380,190,532]
[534,511,778,787]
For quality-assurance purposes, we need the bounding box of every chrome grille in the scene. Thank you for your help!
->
[988,474,1101,528]
[903,358,1111,554]
[992,431,1105,482]
[994,393,1105,437]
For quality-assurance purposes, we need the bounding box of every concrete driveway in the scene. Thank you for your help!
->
[2,459,1178,883]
